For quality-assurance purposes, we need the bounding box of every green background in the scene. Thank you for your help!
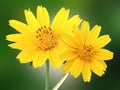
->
[0,0,120,90]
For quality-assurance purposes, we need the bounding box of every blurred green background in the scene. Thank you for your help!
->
[0,0,120,90]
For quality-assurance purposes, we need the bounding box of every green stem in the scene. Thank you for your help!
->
[45,60,49,90]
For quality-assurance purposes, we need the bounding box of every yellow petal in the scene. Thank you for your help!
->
[81,21,90,41]
[71,59,83,78]
[24,9,40,32]
[9,20,32,34]
[33,51,47,68]
[51,8,69,31]
[6,33,35,43]
[48,49,62,69]
[93,35,111,48]
[17,50,38,63]
[60,50,77,61]
[68,15,82,28]
[87,25,101,44]
[62,60,73,73]
[6,34,22,42]
[8,43,22,49]
[98,60,107,70]
[82,61,91,82]
[94,49,113,60]
[59,15,81,34]
[19,56,32,63]
[37,6,50,27]
[61,34,78,49]
[8,42,36,51]
[90,59,106,76]
[8,35,37,50]
[52,38,67,55]
[74,27,84,44]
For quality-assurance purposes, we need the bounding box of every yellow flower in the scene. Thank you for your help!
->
[61,21,113,82]
[6,6,82,69]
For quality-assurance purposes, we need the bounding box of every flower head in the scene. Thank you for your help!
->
[61,21,113,82]
[6,6,82,69]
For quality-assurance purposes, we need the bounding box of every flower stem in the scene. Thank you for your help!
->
[52,73,69,90]
[45,60,49,90]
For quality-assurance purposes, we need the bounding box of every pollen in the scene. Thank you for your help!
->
[36,26,58,51]
[77,44,94,61]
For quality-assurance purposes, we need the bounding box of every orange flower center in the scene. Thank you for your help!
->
[77,44,94,61]
[36,26,58,51]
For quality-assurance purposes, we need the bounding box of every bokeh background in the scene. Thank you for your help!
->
[0,0,120,90]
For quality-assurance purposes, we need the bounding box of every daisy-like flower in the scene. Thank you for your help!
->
[61,21,113,82]
[6,6,81,69]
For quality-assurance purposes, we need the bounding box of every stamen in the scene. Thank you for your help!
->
[44,26,46,28]
[36,26,58,51]
[77,44,94,61]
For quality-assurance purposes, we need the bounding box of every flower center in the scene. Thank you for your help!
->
[77,44,94,61]
[36,26,58,51]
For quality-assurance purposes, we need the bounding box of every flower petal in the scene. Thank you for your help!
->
[8,43,22,49]
[60,50,77,61]
[87,25,101,44]
[48,49,62,69]
[37,6,50,27]
[7,34,37,50]
[33,51,47,68]
[62,60,73,73]
[17,52,30,63]
[74,27,84,44]
[98,60,107,69]
[90,59,106,76]
[68,15,82,28]
[9,20,32,34]
[82,61,91,82]
[94,49,113,60]
[24,9,40,32]
[6,34,22,42]
[61,34,78,49]
[17,50,38,63]
[93,35,111,48]
[59,15,81,34]
[71,59,83,78]
[80,21,90,41]
[6,33,35,42]
[54,39,67,54]
[51,8,69,31]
